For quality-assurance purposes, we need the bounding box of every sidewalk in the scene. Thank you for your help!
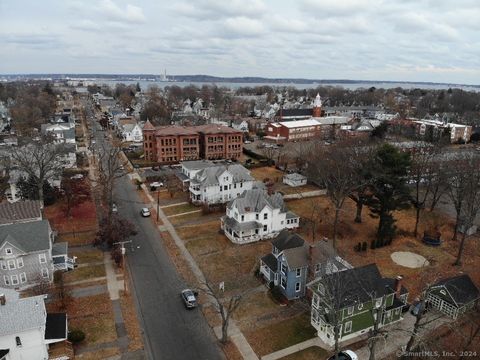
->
[261,338,323,360]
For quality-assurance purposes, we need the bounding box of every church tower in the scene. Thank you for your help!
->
[312,93,322,117]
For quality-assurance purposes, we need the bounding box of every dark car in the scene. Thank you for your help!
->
[181,289,198,309]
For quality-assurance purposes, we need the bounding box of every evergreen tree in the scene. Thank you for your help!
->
[366,144,411,245]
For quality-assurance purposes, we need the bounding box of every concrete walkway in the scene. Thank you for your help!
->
[105,252,124,301]
[283,189,326,200]
[166,209,202,218]
[141,183,258,360]
[65,276,107,286]
[261,338,323,360]
[160,201,189,208]
[70,284,108,298]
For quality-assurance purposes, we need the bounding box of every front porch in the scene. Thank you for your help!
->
[221,216,263,244]
[52,242,76,271]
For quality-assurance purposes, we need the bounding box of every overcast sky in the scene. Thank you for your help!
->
[1,0,479,84]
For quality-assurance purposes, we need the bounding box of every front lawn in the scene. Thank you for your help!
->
[245,314,317,356]
[63,264,106,283]
[280,347,329,360]
[70,248,104,264]
[162,202,199,216]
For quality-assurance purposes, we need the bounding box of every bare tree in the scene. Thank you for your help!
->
[307,141,367,249]
[201,281,243,344]
[409,145,441,237]
[96,141,126,216]
[445,154,480,250]
[8,137,67,206]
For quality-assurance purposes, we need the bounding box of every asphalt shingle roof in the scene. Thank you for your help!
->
[0,220,51,253]
[0,200,42,225]
[227,189,287,214]
[45,313,67,340]
[435,274,480,306]
[0,293,46,336]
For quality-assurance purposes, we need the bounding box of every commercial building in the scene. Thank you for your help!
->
[143,121,243,164]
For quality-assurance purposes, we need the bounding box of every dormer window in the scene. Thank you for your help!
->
[39,253,47,264]
[16,336,22,347]
[5,248,12,255]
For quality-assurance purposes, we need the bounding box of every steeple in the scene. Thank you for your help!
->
[313,93,322,117]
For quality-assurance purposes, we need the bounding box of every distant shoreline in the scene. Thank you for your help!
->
[0,74,478,88]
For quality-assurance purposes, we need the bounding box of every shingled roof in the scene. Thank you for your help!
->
[0,220,51,253]
[434,274,480,306]
[227,189,287,214]
[0,200,42,225]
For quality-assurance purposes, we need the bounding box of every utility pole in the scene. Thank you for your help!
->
[113,240,132,293]
[157,189,160,222]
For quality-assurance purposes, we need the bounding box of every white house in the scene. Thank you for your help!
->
[0,288,70,360]
[283,173,307,187]
[120,123,143,142]
[187,163,256,205]
[40,124,76,145]
[231,119,249,132]
[221,188,299,244]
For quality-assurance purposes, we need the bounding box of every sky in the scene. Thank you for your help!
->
[1,0,480,84]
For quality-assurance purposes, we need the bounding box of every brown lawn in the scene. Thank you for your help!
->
[280,347,329,360]
[70,248,104,264]
[250,166,284,183]
[44,198,98,243]
[63,264,106,283]
[119,290,144,351]
[244,314,317,357]
[286,195,480,299]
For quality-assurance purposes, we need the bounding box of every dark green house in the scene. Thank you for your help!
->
[308,263,408,346]
[427,274,479,319]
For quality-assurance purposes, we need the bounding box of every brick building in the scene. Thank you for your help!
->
[143,121,243,164]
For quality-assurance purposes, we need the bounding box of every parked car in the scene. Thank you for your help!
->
[181,289,198,309]
[327,350,358,360]
[112,203,118,213]
[150,182,164,191]
[140,208,151,217]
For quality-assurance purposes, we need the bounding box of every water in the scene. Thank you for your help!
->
[90,79,480,92]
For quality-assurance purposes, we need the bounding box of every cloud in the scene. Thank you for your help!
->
[300,0,381,17]
[171,0,267,20]
[98,0,146,24]
[222,17,265,38]
[0,33,63,49]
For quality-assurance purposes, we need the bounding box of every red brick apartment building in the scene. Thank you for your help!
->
[143,121,243,163]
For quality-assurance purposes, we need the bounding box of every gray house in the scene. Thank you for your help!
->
[260,231,350,300]
[427,274,479,319]
[0,220,74,289]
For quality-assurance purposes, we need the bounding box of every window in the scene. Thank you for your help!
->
[17,258,24,268]
[241,215,244,221]
[281,220,284,225]
[344,321,352,333]
[295,282,301,292]
[263,213,268,220]
[16,336,22,347]
[296,268,301,277]
[3,275,10,285]
[7,260,16,270]
[224,185,228,191]
[0,261,6,270]
[358,303,364,310]
[39,253,47,264]
[20,272,27,284]
[263,225,267,232]
[219,186,222,192]
[41,268,49,278]
[347,306,354,316]
[281,277,287,289]
[281,263,287,275]
[11,275,19,285]
[5,248,12,255]
[255,214,259,220]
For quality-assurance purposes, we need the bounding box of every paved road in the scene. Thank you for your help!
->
[85,101,223,360]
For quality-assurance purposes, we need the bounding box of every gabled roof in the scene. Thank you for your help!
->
[227,189,287,214]
[193,164,254,186]
[0,200,42,225]
[0,220,51,253]
[143,119,155,131]
[434,274,480,306]
[0,293,46,336]
[272,230,304,251]
[309,263,403,308]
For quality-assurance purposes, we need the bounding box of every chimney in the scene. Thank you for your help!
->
[0,294,5,306]
[394,275,403,298]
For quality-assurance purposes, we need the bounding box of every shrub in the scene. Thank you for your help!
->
[68,329,86,344]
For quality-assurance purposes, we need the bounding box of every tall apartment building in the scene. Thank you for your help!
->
[143,121,243,164]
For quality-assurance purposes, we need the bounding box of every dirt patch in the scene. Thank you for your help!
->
[391,251,430,268]
[76,347,120,360]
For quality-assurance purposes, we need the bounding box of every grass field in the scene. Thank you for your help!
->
[64,264,106,283]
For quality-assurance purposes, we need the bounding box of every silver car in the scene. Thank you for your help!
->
[181,289,198,309]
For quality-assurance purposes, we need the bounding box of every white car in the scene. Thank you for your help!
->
[112,203,118,213]
[140,208,151,217]
[150,182,164,190]
[327,350,358,360]
[181,289,198,309]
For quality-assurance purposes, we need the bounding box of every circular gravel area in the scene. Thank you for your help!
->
[391,251,429,268]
